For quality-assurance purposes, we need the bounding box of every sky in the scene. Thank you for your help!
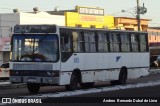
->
[0,0,159,27]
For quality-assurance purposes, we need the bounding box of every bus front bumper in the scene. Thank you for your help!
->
[10,76,59,84]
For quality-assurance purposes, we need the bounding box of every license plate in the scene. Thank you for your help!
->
[27,78,37,83]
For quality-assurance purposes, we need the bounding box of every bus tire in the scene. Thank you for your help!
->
[110,68,127,85]
[27,83,40,94]
[118,68,127,84]
[65,72,79,91]
[80,82,94,88]
[110,80,119,85]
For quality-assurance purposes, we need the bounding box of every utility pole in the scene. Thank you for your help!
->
[137,0,141,31]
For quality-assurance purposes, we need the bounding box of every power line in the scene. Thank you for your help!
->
[145,16,160,19]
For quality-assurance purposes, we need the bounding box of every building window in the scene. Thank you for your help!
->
[149,35,151,40]
[90,25,95,28]
[148,31,152,35]
[76,24,82,27]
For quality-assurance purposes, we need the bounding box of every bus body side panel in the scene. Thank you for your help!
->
[139,53,150,76]
[59,52,149,85]
[96,53,108,81]
[84,53,97,82]
[128,52,149,79]
[59,53,85,85]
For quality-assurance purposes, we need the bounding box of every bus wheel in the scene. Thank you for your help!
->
[110,80,119,85]
[110,68,127,85]
[27,83,40,94]
[65,72,79,91]
[118,68,127,84]
[80,82,94,88]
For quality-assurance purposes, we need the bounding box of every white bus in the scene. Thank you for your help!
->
[10,25,149,93]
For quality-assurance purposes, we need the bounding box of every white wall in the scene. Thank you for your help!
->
[0,12,65,37]
[0,13,20,37]
[20,12,65,26]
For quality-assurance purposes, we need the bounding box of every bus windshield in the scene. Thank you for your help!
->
[11,34,59,62]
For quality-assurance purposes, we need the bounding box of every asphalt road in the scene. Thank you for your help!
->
[41,85,160,106]
[0,73,160,106]
[0,73,160,97]
[3,85,160,106]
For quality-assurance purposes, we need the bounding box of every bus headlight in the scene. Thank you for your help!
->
[10,70,20,75]
[47,71,59,77]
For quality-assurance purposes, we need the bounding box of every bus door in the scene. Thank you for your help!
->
[60,31,84,71]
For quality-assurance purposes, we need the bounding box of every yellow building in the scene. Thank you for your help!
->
[65,6,114,29]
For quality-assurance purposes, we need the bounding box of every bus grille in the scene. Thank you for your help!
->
[13,63,53,70]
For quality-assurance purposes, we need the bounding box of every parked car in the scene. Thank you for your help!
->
[150,55,160,67]
[0,62,9,80]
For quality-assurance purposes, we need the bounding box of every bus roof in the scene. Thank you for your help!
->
[13,24,147,34]
[59,26,147,34]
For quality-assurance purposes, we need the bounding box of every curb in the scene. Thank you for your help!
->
[149,69,160,74]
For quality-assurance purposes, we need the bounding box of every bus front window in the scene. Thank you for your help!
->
[11,34,59,62]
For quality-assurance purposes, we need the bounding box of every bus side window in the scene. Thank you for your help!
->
[60,37,65,52]
[97,32,109,52]
[120,33,130,52]
[139,34,147,52]
[109,33,120,52]
[77,32,85,52]
[60,30,73,62]
[84,32,96,52]
[131,34,139,52]
[72,31,78,52]
[60,32,72,52]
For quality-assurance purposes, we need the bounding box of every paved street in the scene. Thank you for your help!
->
[0,72,160,106]
[2,84,160,106]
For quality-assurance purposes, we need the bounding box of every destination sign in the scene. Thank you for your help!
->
[14,25,57,33]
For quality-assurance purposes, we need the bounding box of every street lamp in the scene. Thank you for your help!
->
[121,10,136,17]
[137,0,147,31]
